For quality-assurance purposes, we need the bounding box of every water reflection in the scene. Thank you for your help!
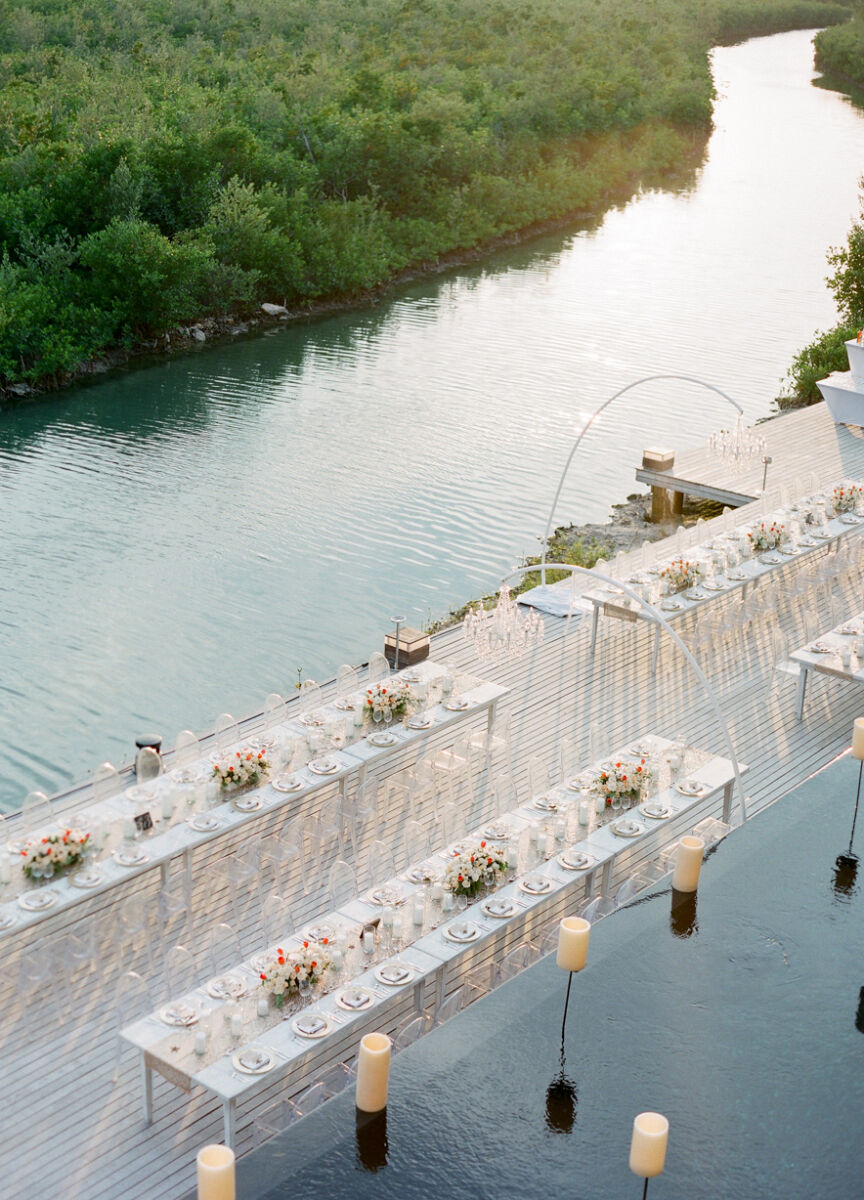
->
[831,852,859,903]
[670,889,699,939]
[355,1109,389,1172]
[545,1046,578,1135]
[854,987,864,1036]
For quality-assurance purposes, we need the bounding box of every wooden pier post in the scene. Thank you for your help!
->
[642,448,683,523]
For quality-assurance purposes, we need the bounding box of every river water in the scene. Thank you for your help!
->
[2,29,864,809]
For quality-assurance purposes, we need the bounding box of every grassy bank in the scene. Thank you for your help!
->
[0,0,850,394]
[814,5,864,87]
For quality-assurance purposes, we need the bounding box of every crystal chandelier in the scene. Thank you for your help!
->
[708,414,766,469]
[462,586,545,662]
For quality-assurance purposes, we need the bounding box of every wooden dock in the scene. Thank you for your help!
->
[2,519,864,1200]
[634,401,864,507]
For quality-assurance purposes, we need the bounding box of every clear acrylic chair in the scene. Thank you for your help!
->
[173,730,200,768]
[579,894,616,923]
[366,840,396,889]
[93,763,123,803]
[111,970,153,1082]
[261,893,295,949]
[367,652,390,684]
[9,790,53,851]
[263,692,286,729]
[463,962,494,1006]
[436,801,462,849]
[159,880,191,950]
[207,922,243,980]
[135,746,162,783]
[434,987,464,1026]
[164,943,198,997]
[432,737,475,808]
[496,942,537,984]
[527,755,549,798]
[336,665,359,699]
[298,680,323,722]
[588,723,611,763]
[254,1098,300,1147]
[401,819,429,867]
[393,1012,431,1052]
[327,860,357,910]
[214,713,238,754]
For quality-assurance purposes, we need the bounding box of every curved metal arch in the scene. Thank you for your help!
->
[540,375,744,584]
[502,560,748,826]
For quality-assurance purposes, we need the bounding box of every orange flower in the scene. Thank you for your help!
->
[259,973,267,981]
[322,938,329,945]
[310,961,317,969]
[303,940,309,948]
[277,955,285,966]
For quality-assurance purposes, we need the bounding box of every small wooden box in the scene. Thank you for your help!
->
[384,626,430,667]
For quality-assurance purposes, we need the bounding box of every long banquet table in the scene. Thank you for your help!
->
[0,662,505,938]
[791,610,864,719]
[121,736,745,1146]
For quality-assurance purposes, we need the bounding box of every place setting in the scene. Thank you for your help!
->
[271,771,306,793]
[518,873,553,896]
[18,888,59,911]
[675,778,705,797]
[69,866,105,889]
[639,801,673,820]
[308,755,342,776]
[291,1012,331,1039]
[609,816,645,838]
[481,896,520,919]
[557,848,595,871]
[374,960,416,987]
[366,729,401,748]
[159,1002,199,1028]
[442,918,482,944]
[336,986,374,1011]
[366,885,406,907]
[206,974,249,1001]
[232,1047,276,1075]
[187,813,222,832]
[113,846,150,868]
[404,712,435,730]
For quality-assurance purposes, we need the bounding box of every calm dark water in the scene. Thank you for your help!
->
[3,29,864,809]
[230,755,864,1200]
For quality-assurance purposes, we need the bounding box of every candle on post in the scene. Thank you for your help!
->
[196,1144,235,1200]
[629,1111,669,1196]
[848,718,864,856]
[556,916,590,1037]
[672,836,704,893]
[356,1032,392,1113]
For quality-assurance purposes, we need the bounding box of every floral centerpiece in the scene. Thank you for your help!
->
[444,840,509,897]
[593,759,653,808]
[832,484,863,514]
[747,520,787,552]
[658,558,701,594]
[364,679,413,723]
[212,749,270,791]
[258,939,330,1008]
[21,829,91,880]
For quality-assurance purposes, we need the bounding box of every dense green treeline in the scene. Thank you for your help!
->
[0,0,851,389]
[814,2,864,85]
[779,186,864,406]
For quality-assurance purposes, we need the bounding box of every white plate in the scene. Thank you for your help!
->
[308,757,340,776]
[640,804,672,820]
[69,868,103,889]
[703,579,728,591]
[686,587,707,600]
[368,731,398,747]
[114,848,150,867]
[272,773,304,793]
[233,1048,275,1074]
[758,552,783,565]
[627,744,653,758]
[304,924,334,943]
[840,512,863,524]
[206,974,248,1000]
[159,1004,198,1027]
[727,568,749,581]
[405,866,437,885]
[188,814,222,832]
[481,898,518,919]
[333,697,355,711]
[518,875,552,895]
[292,1013,330,1038]
[567,775,593,792]
[611,819,644,838]
[439,841,468,860]
[375,962,415,986]
[808,643,834,655]
[18,889,58,911]
[443,920,480,943]
[779,545,800,556]
[558,851,594,871]
[298,712,326,727]
[660,598,683,612]
[0,910,17,929]
[336,987,374,1011]
[482,823,511,840]
[533,796,558,812]
[444,698,470,711]
[233,795,262,812]
[676,780,704,797]
[400,670,423,683]
[367,887,405,907]
[405,714,433,730]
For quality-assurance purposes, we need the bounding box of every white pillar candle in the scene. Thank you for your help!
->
[528,824,539,848]
[355,1032,392,1113]
[0,855,11,885]
[330,946,344,971]
[194,1030,208,1056]
[123,816,137,841]
[256,993,269,1018]
[412,896,425,927]
[197,1144,235,1200]
[555,819,566,842]
[229,1011,243,1038]
[856,637,864,660]
[380,906,394,930]
[556,917,590,972]
[160,790,175,822]
[430,882,443,904]
[843,647,853,670]
[578,800,590,826]
[672,836,705,893]
[852,718,864,760]
[441,891,455,912]
[362,928,375,955]
[595,794,606,815]
[629,1111,669,1179]
[544,833,556,858]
